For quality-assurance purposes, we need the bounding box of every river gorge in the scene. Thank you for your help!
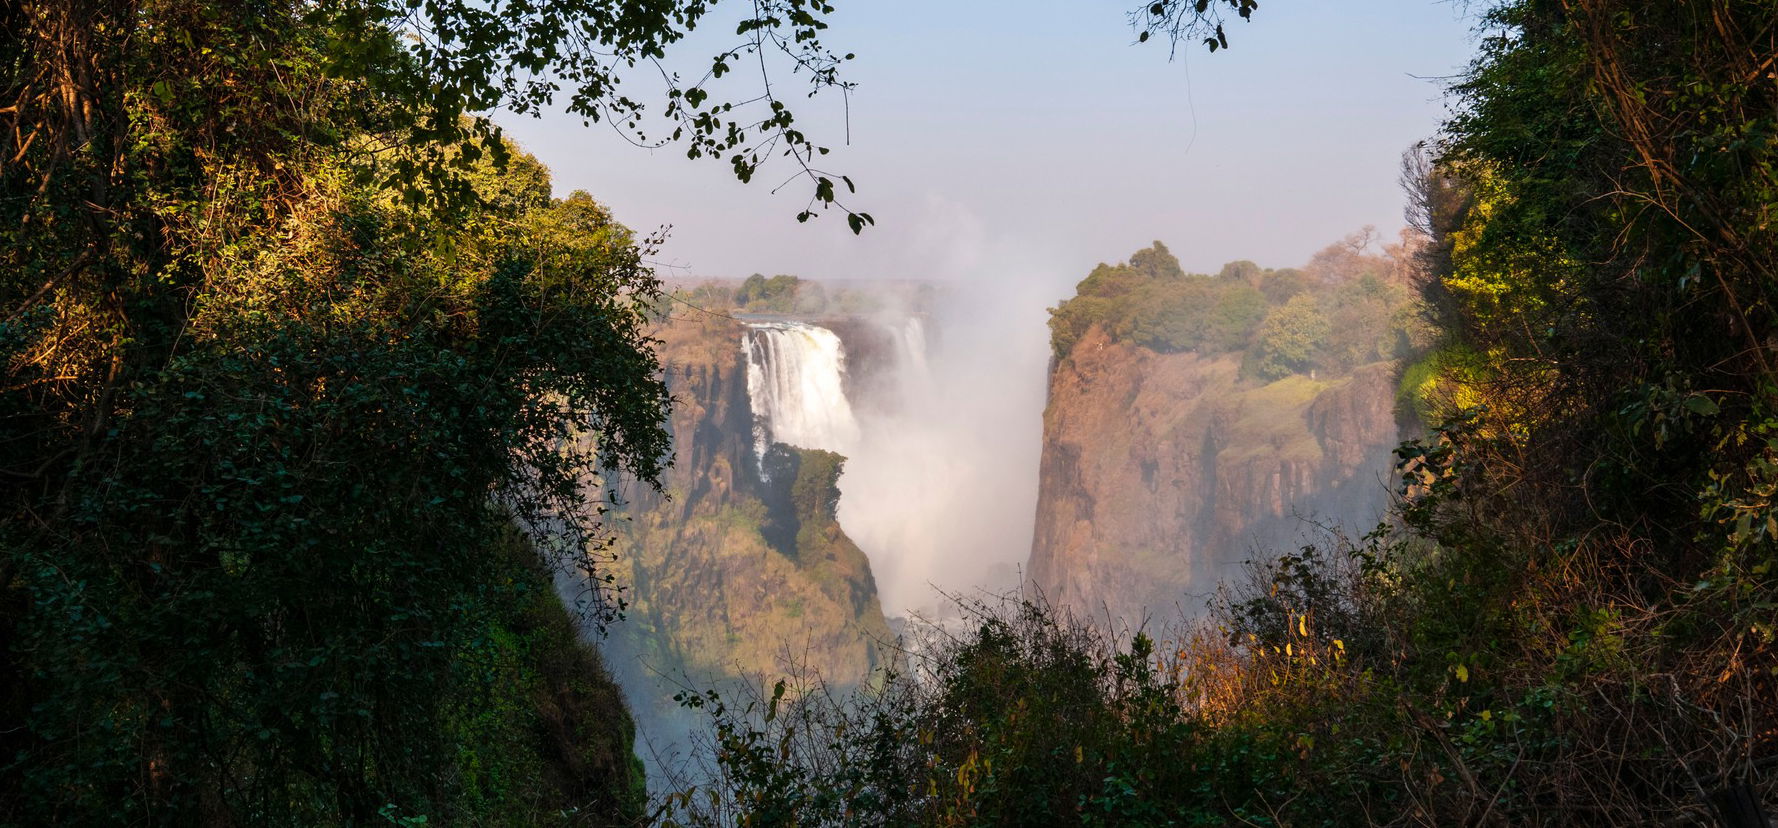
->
[592,246,1412,772]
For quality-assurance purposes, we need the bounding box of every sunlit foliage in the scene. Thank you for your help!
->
[1048,238,1418,384]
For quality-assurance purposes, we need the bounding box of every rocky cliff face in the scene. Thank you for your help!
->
[602,314,892,739]
[1027,326,1399,626]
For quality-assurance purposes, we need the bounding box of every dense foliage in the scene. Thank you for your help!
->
[661,590,1388,827]
[0,0,872,821]
[735,274,807,313]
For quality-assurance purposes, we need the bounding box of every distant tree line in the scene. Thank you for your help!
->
[736,274,817,313]
[1047,235,1427,380]
[678,274,918,317]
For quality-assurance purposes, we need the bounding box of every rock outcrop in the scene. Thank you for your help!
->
[602,313,892,739]
[1027,326,1399,627]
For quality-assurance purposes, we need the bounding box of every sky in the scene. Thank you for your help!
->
[499,0,1478,295]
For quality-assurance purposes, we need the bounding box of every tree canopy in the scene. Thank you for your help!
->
[0,0,819,820]
[1047,237,1417,382]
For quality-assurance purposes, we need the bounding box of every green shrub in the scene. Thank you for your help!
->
[1252,294,1331,379]
[664,572,1402,827]
[1209,282,1269,350]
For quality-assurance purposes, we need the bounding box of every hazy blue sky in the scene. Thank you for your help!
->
[499,0,1478,290]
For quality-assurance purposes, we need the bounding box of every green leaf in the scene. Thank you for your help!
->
[767,679,786,722]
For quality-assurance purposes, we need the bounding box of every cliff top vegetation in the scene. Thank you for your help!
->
[1048,233,1427,382]
[676,275,933,318]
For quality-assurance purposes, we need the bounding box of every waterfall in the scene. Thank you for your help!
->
[895,317,930,387]
[742,321,861,473]
[741,310,1044,618]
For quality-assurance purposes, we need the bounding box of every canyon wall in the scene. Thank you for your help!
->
[1027,325,1401,627]
[600,313,892,760]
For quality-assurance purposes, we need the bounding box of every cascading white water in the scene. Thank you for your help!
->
[740,304,1047,618]
[846,296,1051,618]
[742,321,862,473]
[894,317,931,391]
